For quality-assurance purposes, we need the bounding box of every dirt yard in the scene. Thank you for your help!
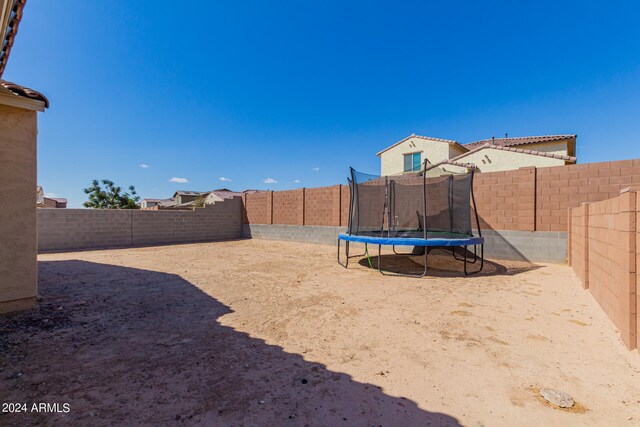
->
[1,239,639,426]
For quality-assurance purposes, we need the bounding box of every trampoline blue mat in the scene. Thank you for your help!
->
[338,233,484,247]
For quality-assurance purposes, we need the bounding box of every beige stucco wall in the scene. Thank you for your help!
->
[379,137,459,176]
[0,103,38,313]
[204,192,224,204]
[520,140,570,156]
[460,147,566,172]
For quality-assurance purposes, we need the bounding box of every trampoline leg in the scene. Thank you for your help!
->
[337,239,368,269]
[393,245,422,256]
[337,239,349,268]
[377,244,429,278]
[452,245,478,264]
[464,246,468,275]
[463,244,484,276]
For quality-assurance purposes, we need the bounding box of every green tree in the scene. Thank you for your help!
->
[83,179,140,209]
[193,194,206,208]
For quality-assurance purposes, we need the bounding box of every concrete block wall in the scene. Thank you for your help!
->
[243,224,347,245]
[473,167,536,231]
[242,224,567,263]
[569,189,638,350]
[569,204,589,287]
[538,160,640,231]
[340,185,351,226]
[479,230,567,262]
[38,197,242,252]
[273,189,304,225]
[244,159,640,234]
[244,191,272,225]
[305,185,342,226]
[240,160,640,267]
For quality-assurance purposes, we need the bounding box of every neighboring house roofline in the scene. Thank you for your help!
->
[445,143,576,166]
[142,198,173,203]
[46,197,67,203]
[376,134,466,156]
[464,134,576,150]
[172,190,209,197]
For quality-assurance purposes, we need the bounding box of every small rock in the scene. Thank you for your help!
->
[301,379,308,384]
[259,400,265,405]
[540,388,574,408]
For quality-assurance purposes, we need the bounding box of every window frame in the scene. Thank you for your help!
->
[403,151,423,173]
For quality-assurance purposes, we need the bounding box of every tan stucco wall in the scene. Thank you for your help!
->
[379,137,457,176]
[204,192,224,204]
[519,140,570,156]
[0,103,38,313]
[460,147,566,172]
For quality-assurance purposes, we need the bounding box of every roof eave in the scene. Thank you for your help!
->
[0,84,44,111]
[376,134,463,156]
[0,0,27,79]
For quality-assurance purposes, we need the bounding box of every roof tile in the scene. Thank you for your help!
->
[0,79,48,107]
[464,134,576,149]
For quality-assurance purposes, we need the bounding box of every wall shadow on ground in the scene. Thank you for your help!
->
[0,260,461,426]
[357,248,540,277]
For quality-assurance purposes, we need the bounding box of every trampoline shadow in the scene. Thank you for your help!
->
[357,248,540,277]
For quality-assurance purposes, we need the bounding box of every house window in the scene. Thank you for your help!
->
[403,152,422,172]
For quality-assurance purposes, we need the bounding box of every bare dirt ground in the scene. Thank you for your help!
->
[1,239,640,426]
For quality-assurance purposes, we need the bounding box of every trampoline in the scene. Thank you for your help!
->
[337,162,484,277]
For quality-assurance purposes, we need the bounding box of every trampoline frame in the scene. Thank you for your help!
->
[337,160,484,277]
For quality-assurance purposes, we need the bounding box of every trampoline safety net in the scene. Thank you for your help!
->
[348,168,477,239]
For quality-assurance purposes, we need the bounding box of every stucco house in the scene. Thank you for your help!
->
[377,134,577,176]
[36,185,44,206]
[140,189,263,210]
[173,190,209,205]
[168,189,248,209]
[140,197,175,209]
[141,190,246,210]
[0,0,49,313]
[42,197,67,208]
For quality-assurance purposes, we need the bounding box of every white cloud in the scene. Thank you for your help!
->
[312,167,320,171]
[169,177,189,183]
[139,163,150,169]
[45,192,58,198]
[263,178,278,184]
[293,179,301,183]
[219,177,232,182]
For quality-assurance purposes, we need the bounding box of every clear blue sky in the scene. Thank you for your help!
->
[5,1,640,207]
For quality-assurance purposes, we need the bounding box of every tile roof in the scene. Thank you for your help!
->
[464,134,576,150]
[448,143,576,165]
[142,198,174,203]
[209,190,243,200]
[46,197,67,203]
[376,134,466,156]
[0,0,25,78]
[174,190,209,196]
[425,159,478,172]
[0,79,48,107]
[0,1,48,108]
